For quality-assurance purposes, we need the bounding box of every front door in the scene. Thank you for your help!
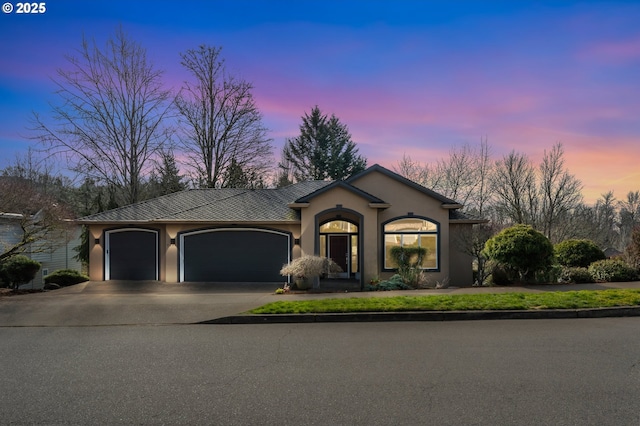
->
[328,235,349,278]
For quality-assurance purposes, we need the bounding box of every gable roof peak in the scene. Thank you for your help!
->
[347,163,462,206]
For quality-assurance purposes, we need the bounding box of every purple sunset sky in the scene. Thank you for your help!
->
[1,0,638,203]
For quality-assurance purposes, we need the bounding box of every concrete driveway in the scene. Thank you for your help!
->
[2,280,640,327]
[0,281,281,327]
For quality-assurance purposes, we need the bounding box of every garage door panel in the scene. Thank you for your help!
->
[182,230,289,282]
[107,230,157,280]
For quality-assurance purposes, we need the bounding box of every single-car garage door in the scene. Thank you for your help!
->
[180,229,290,282]
[105,229,158,280]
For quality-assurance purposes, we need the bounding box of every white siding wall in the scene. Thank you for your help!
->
[1,217,82,289]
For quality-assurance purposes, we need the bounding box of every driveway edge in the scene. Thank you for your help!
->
[199,306,640,324]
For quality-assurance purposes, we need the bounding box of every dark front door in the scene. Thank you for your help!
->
[328,235,349,277]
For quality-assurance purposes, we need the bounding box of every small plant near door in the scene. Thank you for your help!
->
[280,255,342,290]
[390,246,427,288]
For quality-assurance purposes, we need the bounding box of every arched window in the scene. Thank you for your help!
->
[383,217,438,270]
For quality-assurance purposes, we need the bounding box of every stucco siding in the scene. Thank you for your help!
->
[350,170,453,285]
[449,223,475,287]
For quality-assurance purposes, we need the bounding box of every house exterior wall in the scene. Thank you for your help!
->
[29,227,83,288]
[448,223,475,287]
[349,171,453,285]
[298,186,379,285]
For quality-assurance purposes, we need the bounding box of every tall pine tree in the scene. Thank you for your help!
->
[280,106,366,182]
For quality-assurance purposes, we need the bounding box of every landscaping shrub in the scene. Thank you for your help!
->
[44,269,89,287]
[389,246,427,288]
[0,255,41,290]
[280,255,342,278]
[588,259,638,282]
[555,239,605,268]
[486,262,513,286]
[365,274,412,291]
[483,224,554,283]
[559,267,593,284]
[536,264,563,284]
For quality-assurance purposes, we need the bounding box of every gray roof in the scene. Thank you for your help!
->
[295,181,386,204]
[449,210,488,223]
[78,181,332,223]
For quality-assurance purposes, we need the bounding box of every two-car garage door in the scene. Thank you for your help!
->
[180,229,290,282]
[105,228,290,282]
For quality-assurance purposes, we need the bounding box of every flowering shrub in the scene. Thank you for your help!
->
[280,255,342,279]
[588,259,638,282]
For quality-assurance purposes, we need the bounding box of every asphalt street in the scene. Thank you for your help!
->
[2,318,640,425]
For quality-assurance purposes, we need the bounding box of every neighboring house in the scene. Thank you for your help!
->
[0,213,82,289]
[78,164,486,288]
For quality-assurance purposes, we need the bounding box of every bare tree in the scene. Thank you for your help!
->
[452,222,498,286]
[435,139,493,213]
[0,177,74,262]
[393,153,442,191]
[538,143,583,242]
[436,144,478,207]
[31,27,172,206]
[394,140,492,214]
[175,45,273,188]
[490,150,538,225]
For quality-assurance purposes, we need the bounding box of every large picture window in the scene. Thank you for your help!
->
[383,217,438,270]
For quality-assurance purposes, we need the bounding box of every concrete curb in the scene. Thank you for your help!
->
[198,306,640,324]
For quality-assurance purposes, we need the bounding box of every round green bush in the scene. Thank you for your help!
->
[588,259,638,282]
[44,269,89,287]
[0,255,41,289]
[559,267,594,284]
[483,224,554,283]
[555,239,605,268]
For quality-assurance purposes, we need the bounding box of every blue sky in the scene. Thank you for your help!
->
[1,0,639,202]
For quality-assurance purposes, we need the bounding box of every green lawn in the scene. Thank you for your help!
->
[248,289,640,314]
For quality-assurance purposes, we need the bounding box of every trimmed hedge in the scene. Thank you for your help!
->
[44,269,89,287]
[555,239,605,268]
[484,225,554,283]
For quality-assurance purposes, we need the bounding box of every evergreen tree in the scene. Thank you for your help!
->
[223,158,266,189]
[280,106,366,182]
[146,149,187,198]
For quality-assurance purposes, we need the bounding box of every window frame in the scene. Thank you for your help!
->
[381,216,440,272]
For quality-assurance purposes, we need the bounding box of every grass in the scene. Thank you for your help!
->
[248,289,640,314]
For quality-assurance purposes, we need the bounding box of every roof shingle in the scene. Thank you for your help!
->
[78,181,332,223]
